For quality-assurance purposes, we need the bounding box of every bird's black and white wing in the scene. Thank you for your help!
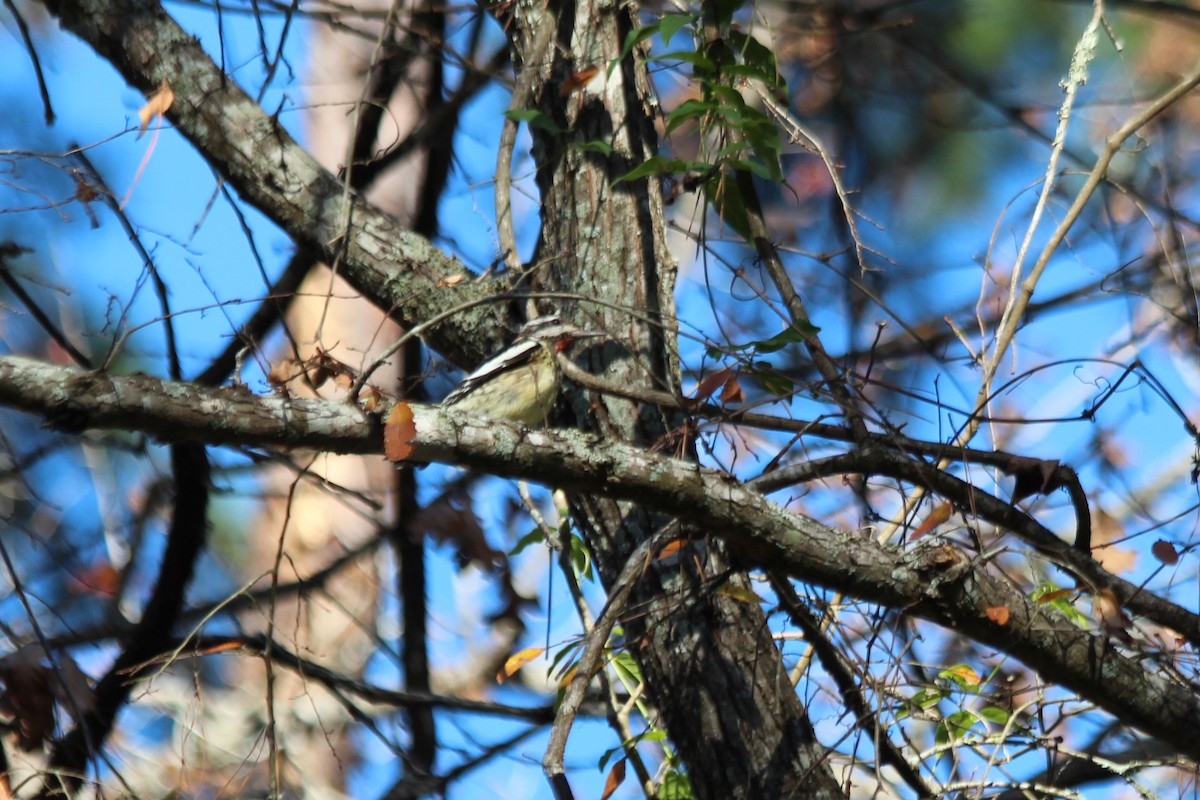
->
[441,337,542,407]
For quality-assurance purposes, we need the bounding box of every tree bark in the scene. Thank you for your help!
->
[500,0,844,795]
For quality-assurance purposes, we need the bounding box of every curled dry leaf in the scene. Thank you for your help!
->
[266,358,300,389]
[720,374,745,403]
[691,367,734,405]
[0,645,95,751]
[655,538,688,560]
[1092,588,1134,643]
[912,502,953,540]
[411,487,505,570]
[1008,456,1062,504]
[600,757,627,800]
[359,384,383,412]
[559,65,601,96]
[137,78,175,136]
[383,402,416,462]
[497,646,544,684]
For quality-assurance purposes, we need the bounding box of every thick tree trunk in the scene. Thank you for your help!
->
[504,0,844,796]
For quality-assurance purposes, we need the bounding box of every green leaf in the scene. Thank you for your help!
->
[910,687,945,708]
[704,175,751,241]
[610,649,643,684]
[979,706,1010,725]
[547,638,584,676]
[942,709,979,742]
[504,108,560,134]
[649,50,718,70]
[938,663,982,692]
[1032,581,1090,628]
[577,139,614,156]
[710,84,747,108]
[659,768,696,800]
[567,531,593,581]
[755,367,794,399]
[620,22,661,62]
[614,155,689,184]
[727,30,786,92]
[665,98,715,134]
[659,13,693,46]
[508,528,545,557]
[730,324,818,354]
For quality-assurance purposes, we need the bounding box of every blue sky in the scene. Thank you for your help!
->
[3,1,1200,797]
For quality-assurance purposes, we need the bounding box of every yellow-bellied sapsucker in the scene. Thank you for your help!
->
[440,316,603,425]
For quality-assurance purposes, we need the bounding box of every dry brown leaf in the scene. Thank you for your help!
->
[691,368,733,405]
[436,274,466,287]
[600,757,627,800]
[266,358,297,388]
[1036,588,1074,604]
[497,646,544,684]
[985,606,1010,626]
[138,79,175,136]
[1008,456,1062,504]
[719,374,745,404]
[559,65,600,96]
[412,488,506,571]
[1152,539,1179,565]
[68,561,120,596]
[384,403,416,462]
[655,538,688,560]
[359,385,383,412]
[1091,509,1137,574]
[1092,588,1133,643]
[912,502,952,540]
[0,645,81,751]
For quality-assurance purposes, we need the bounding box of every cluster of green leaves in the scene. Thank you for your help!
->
[615,9,788,241]
[707,324,819,399]
[897,663,1013,750]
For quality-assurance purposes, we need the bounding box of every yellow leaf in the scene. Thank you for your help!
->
[941,664,980,686]
[496,646,544,684]
[556,662,578,691]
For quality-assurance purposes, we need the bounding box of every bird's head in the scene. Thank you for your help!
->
[517,316,605,352]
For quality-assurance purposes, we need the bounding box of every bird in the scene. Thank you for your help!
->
[440,316,604,425]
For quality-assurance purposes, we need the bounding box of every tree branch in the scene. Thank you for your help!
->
[1,355,1198,759]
